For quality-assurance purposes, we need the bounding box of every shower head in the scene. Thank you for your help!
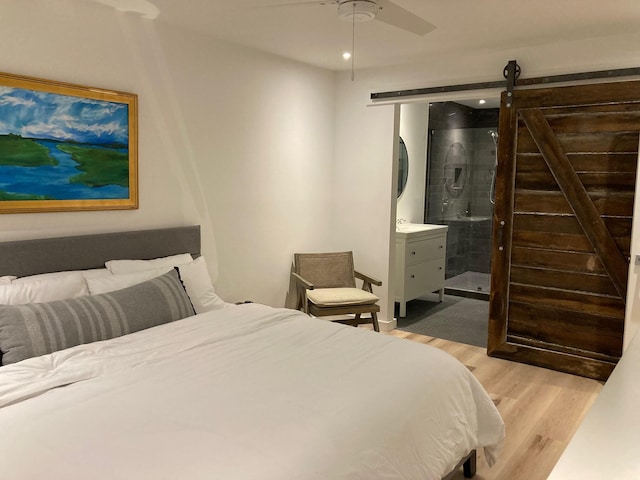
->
[489,130,498,145]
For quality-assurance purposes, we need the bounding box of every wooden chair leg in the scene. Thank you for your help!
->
[371,312,380,332]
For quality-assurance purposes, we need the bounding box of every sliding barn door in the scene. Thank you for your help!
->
[488,80,640,381]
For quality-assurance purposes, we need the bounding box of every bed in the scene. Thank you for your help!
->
[0,226,504,480]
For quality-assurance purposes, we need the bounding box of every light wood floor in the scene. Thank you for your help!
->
[386,330,603,480]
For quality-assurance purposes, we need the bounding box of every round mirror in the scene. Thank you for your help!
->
[444,142,467,197]
[397,137,409,198]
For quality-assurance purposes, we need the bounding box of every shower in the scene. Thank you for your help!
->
[488,130,498,205]
[425,101,499,299]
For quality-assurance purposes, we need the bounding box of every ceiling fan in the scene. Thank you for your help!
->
[265,0,436,36]
[262,0,434,79]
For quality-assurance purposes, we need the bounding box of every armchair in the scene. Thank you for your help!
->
[291,251,382,332]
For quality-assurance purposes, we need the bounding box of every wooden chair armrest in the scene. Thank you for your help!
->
[355,270,382,287]
[291,272,315,290]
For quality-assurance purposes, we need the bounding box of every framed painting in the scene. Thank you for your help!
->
[0,71,138,213]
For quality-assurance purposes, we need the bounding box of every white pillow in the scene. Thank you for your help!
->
[178,256,225,314]
[105,253,193,275]
[92,256,224,314]
[0,273,89,305]
[0,276,16,285]
[87,267,173,295]
[12,268,111,284]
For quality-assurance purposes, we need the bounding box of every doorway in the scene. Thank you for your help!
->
[395,95,501,347]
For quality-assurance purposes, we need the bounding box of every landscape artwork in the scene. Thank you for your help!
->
[0,72,138,213]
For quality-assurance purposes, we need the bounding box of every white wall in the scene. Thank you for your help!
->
[624,139,640,349]
[0,0,336,307]
[333,32,640,334]
[396,103,428,224]
[331,81,397,326]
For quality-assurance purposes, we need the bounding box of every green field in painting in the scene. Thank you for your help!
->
[57,144,129,188]
[0,191,52,200]
[0,134,56,166]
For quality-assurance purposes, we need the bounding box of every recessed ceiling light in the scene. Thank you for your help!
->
[479,99,486,105]
[342,52,352,60]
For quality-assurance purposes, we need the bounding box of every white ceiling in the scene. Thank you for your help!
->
[92,0,640,72]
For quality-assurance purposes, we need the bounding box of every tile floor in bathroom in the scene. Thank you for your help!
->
[445,271,490,295]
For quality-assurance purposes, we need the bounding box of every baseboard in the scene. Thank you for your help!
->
[379,317,397,332]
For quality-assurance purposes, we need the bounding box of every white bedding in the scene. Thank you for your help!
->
[0,303,504,480]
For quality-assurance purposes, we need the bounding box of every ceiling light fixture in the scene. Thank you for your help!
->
[337,0,380,23]
[479,99,486,105]
[342,52,352,60]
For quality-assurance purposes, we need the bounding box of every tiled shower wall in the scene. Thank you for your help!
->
[425,102,499,278]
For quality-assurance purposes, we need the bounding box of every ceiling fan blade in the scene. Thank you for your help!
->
[376,0,435,35]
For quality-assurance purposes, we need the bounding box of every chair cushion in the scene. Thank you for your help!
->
[307,287,379,307]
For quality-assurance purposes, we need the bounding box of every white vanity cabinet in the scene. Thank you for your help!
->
[395,224,448,318]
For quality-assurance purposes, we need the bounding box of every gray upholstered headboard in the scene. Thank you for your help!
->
[0,226,201,278]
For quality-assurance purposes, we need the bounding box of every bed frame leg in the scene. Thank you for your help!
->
[463,449,477,478]
[441,449,477,480]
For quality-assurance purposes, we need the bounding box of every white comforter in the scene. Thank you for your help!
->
[0,303,504,480]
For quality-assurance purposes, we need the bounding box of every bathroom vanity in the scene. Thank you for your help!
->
[395,224,448,318]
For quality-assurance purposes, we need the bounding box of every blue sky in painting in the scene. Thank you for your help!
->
[0,86,128,146]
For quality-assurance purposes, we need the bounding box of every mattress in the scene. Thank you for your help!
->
[0,303,504,479]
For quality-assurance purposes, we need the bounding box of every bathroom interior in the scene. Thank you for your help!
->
[395,96,500,338]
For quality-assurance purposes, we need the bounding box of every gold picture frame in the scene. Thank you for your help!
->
[0,71,138,213]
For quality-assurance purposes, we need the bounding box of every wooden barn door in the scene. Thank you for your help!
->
[488,80,640,381]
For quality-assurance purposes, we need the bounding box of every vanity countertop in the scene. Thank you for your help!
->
[395,223,448,238]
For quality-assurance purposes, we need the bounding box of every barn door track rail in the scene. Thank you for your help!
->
[370,61,640,101]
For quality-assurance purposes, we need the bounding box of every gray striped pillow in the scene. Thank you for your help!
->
[0,269,195,365]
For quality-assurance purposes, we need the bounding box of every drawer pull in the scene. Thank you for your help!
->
[410,274,415,279]
[438,267,443,270]
[411,251,416,255]
[439,245,443,249]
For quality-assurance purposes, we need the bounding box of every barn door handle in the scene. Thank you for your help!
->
[497,220,505,251]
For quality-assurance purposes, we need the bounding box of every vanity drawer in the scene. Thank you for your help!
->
[404,258,446,300]
[404,236,446,265]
